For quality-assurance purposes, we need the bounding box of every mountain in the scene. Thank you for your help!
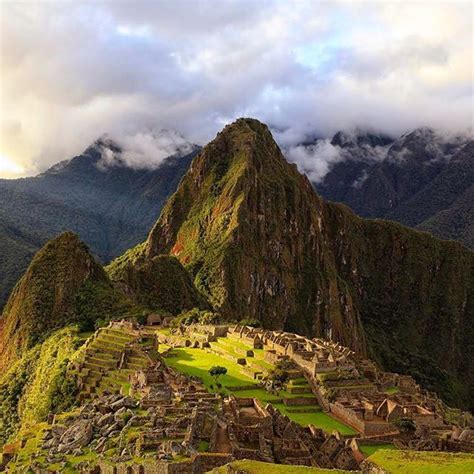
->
[107,249,208,315]
[309,128,474,249]
[0,232,138,372]
[114,118,473,409]
[0,137,199,309]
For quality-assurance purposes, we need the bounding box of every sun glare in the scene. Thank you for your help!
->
[0,154,25,177]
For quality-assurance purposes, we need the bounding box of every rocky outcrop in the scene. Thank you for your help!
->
[138,118,473,410]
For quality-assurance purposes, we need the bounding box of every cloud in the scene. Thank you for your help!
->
[96,130,196,170]
[0,1,472,177]
[286,125,471,185]
[285,140,344,183]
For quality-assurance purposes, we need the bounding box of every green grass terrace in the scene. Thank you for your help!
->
[210,459,356,473]
[368,449,474,474]
[163,345,356,435]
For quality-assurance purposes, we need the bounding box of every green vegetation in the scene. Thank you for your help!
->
[368,449,474,473]
[275,405,356,435]
[209,366,228,386]
[107,254,208,315]
[171,307,219,326]
[359,443,395,457]
[0,232,139,372]
[164,348,255,390]
[0,326,82,444]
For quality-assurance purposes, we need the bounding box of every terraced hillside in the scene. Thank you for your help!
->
[74,325,150,400]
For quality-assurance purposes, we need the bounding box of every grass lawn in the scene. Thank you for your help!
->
[158,342,171,353]
[276,405,357,435]
[164,348,257,391]
[210,459,352,473]
[231,388,282,401]
[369,449,474,473]
[359,443,395,457]
[220,336,254,352]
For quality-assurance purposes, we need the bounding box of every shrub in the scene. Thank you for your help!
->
[171,308,220,327]
[393,417,416,432]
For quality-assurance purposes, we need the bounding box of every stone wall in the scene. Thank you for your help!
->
[97,453,233,474]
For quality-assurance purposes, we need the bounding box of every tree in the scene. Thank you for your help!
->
[393,417,416,432]
[209,366,227,388]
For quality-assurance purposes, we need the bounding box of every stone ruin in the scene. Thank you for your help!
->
[4,322,472,473]
[228,325,474,453]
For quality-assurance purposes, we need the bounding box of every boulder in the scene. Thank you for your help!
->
[58,419,93,453]
[97,413,114,428]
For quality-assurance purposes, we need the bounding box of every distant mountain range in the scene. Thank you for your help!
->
[0,138,199,308]
[300,128,473,249]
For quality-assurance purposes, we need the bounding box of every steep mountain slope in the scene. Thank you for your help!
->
[0,232,137,373]
[122,118,473,409]
[0,139,198,308]
[418,184,474,249]
[391,141,474,230]
[312,129,473,249]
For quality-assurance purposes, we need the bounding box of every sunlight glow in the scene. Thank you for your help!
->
[0,155,25,178]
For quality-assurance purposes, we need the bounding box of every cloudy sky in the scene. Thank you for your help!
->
[0,0,472,178]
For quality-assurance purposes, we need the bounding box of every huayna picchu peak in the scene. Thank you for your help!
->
[124,118,473,410]
[0,119,473,473]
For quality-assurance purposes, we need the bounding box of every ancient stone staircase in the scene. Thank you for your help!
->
[76,325,149,400]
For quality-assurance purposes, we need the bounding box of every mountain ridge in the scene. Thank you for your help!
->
[310,128,473,249]
[0,140,199,308]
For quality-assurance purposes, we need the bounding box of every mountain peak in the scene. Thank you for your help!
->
[206,117,282,166]
[0,231,132,371]
[136,118,473,408]
[145,116,310,260]
[330,129,394,148]
[43,129,198,178]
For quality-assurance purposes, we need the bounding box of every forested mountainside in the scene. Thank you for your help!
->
[112,118,473,409]
[311,128,474,249]
[0,139,198,308]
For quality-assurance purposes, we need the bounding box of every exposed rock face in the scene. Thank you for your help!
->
[58,419,93,453]
[140,118,473,409]
[0,232,134,372]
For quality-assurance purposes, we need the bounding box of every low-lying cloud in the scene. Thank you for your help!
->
[284,127,471,184]
[97,130,196,170]
[285,140,344,183]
